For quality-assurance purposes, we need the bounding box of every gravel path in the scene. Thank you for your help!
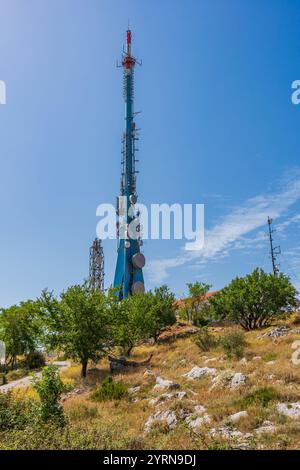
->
[0,361,71,393]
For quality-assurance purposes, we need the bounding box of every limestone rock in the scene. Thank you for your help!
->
[254,420,277,435]
[230,372,247,388]
[228,411,248,423]
[183,366,217,380]
[276,402,300,419]
[211,370,247,390]
[144,409,177,432]
[186,414,211,430]
[210,426,244,439]
[153,376,180,391]
[128,386,141,394]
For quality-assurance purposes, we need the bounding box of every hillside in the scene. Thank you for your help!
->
[2,316,300,450]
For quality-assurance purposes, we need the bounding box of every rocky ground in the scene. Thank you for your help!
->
[2,318,300,450]
[57,316,300,450]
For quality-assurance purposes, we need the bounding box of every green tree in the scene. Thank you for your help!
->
[33,365,67,426]
[210,268,297,330]
[0,301,41,369]
[181,282,212,326]
[39,284,113,377]
[112,292,153,356]
[112,286,176,354]
[147,285,176,341]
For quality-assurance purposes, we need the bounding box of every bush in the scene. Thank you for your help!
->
[219,330,246,358]
[68,403,98,421]
[6,368,28,382]
[237,387,280,409]
[0,373,6,385]
[0,392,37,430]
[210,268,297,330]
[33,365,67,426]
[193,328,218,352]
[91,376,128,402]
[25,351,46,369]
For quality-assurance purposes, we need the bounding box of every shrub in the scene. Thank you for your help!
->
[219,330,246,358]
[237,387,280,409]
[6,368,28,382]
[193,327,218,352]
[91,376,128,402]
[0,373,6,385]
[68,403,98,421]
[0,392,37,430]
[210,268,297,330]
[25,350,46,369]
[33,365,67,426]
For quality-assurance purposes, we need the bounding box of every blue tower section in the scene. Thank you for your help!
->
[113,30,145,300]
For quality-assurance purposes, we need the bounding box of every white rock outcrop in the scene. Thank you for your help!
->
[144,410,177,432]
[153,376,180,391]
[210,370,247,390]
[228,411,248,423]
[254,421,277,435]
[276,402,300,419]
[183,366,217,380]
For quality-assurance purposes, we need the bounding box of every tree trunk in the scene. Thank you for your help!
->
[81,358,88,378]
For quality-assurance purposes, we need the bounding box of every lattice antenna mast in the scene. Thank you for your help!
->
[113,30,146,300]
[267,217,281,276]
[89,238,105,292]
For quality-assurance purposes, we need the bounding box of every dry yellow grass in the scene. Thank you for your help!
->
[57,317,300,449]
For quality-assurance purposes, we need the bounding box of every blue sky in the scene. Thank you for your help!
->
[0,0,300,307]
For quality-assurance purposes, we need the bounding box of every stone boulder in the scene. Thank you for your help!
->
[276,402,300,419]
[183,366,217,380]
[144,409,177,432]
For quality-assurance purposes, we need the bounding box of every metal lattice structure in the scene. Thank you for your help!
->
[267,217,281,276]
[113,30,145,299]
[89,238,105,292]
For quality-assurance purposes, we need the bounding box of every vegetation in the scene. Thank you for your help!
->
[236,387,281,409]
[147,286,176,342]
[180,282,212,326]
[25,350,46,370]
[38,285,114,377]
[0,301,41,369]
[33,365,67,426]
[219,330,246,358]
[0,391,37,431]
[91,376,128,402]
[210,269,297,330]
[112,287,176,356]
[193,327,218,352]
[0,271,299,449]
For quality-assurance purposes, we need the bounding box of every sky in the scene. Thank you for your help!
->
[0,0,300,307]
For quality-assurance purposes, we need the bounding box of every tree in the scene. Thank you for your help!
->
[0,301,41,369]
[112,292,153,356]
[112,286,176,355]
[39,284,113,377]
[210,268,297,330]
[181,282,212,326]
[147,285,176,341]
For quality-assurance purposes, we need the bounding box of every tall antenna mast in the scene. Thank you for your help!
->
[89,238,105,292]
[113,29,145,299]
[267,217,280,276]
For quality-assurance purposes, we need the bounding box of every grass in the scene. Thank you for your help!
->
[91,376,128,402]
[1,315,300,449]
[235,387,281,409]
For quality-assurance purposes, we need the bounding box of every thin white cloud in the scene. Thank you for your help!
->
[146,172,300,284]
